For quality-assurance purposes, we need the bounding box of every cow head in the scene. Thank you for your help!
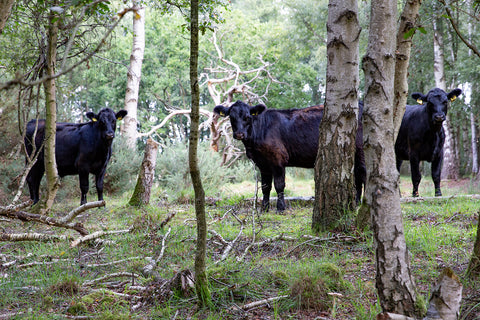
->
[86,108,128,141]
[214,100,266,141]
[411,88,462,126]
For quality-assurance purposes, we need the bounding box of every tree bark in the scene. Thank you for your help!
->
[424,268,462,320]
[393,0,421,141]
[471,111,478,175]
[362,0,419,316]
[42,4,60,214]
[189,0,211,308]
[312,0,360,232]
[129,138,159,206]
[467,207,480,277]
[433,18,459,180]
[122,3,145,149]
[0,0,15,33]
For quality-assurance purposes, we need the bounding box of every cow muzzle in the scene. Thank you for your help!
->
[234,132,246,140]
[106,132,115,140]
[434,114,445,124]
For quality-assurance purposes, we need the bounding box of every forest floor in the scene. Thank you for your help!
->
[0,177,479,319]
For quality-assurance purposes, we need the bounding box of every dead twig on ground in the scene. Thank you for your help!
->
[70,228,132,247]
[0,232,72,242]
[142,227,171,278]
[83,272,141,287]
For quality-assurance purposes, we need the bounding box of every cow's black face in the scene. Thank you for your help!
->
[214,101,266,141]
[411,88,462,126]
[86,108,128,142]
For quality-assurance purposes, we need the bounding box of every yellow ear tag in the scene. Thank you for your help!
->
[92,118,98,122]
[450,96,457,102]
[220,111,225,116]
[417,99,423,105]
[117,116,123,120]
[251,112,258,116]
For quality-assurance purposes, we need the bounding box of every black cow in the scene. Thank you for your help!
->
[395,88,462,197]
[214,100,365,211]
[25,108,127,205]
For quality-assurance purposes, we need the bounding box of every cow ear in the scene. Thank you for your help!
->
[116,110,128,120]
[250,104,266,116]
[213,105,229,117]
[86,112,98,122]
[447,88,462,102]
[411,92,425,105]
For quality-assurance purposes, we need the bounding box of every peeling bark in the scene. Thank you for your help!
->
[312,0,360,231]
[362,0,419,315]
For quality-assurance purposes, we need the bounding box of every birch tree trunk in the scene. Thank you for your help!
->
[393,0,422,141]
[471,112,478,175]
[362,0,419,315]
[128,138,159,206]
[312,0,360,232]
[122,3,145,149]
[0,0,15,33]
[42,4,60,214]
[189,0,211,308]
[433,18,459,180]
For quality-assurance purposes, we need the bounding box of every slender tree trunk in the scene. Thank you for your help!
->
[189,0,211,308]
[433,18,459,180]
[42,3,60,214]
[312,0,360,232]
[471,111,478,175]
[129,138,159,206]
[362,0,419,316]
[122,2,145,149]
[468,204,480,277]
[393,0,422,141]
[0,0,15,33]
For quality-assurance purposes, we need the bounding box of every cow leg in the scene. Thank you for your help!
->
[409,157,421,197]
[431,156,443,196]
[79,171,89,205]
[273,167,286,212]
[354,156,366,205]
[26,163,44,204]
[260,172,272,211]
[95,173,105,202]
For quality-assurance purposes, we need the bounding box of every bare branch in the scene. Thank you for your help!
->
[70,228,132,247]
[58,200,106,224]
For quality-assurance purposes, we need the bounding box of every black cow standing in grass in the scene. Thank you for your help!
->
[25,108,127,205]
[395,88,462,197]
[214,100,365,211]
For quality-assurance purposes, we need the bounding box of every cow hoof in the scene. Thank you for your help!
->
[412,191,419,197]
[435,191,442,197]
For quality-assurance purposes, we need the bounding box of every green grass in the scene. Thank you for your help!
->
[1,174,479,319]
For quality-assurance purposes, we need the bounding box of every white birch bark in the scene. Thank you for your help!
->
[362,0,419,315]
[433,19,459,180]
[122,4,145,149]
[312,0,360,231]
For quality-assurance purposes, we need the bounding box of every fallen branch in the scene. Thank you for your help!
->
[142,227,171,278]
[18,259,72,269]
[88,288,142,300]
[70,228,132,247]
[234,295,289,311]
[0,232,72,242]
[58,200,106,224]
[83,272,140,287]
[160,212,176,229]
[400,194,480,203]
[377,313,415,320]
[0,209,88,235]
[238,234,295,262]
[84,256,143,268]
